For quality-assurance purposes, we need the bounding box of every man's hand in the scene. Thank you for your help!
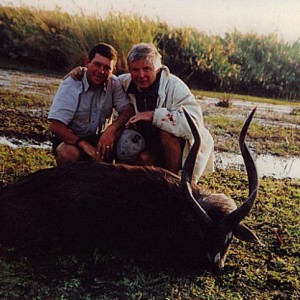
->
[77,140,98,159]
[96,124,117,162]
[125,111,154,128]
[63,66,85,81]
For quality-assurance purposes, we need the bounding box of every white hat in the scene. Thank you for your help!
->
[116,129,145,163]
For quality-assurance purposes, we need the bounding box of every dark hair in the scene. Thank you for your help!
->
[89,43,118,64]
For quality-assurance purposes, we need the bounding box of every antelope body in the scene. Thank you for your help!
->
[0,109,259,272]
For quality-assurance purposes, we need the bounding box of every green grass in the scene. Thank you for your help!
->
[0,89,47,108]
[0,146,55,186]
[0,147,299,299]
[203,114,299,156]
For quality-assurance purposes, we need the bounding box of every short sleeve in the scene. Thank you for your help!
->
[48,77,82,126]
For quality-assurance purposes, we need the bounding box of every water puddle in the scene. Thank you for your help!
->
[0,136,51,149]
[215,152,300,179]
[0,68,60,96]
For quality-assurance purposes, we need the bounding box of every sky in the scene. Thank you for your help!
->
[2,0,300,42]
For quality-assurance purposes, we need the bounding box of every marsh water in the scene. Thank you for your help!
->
[200,97,300,179]
[215,151,300,179]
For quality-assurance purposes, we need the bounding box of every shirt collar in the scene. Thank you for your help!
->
[82,72,107,92]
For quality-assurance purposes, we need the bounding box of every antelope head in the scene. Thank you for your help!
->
[181,107,260,273]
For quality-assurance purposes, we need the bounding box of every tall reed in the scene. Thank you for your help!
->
[0,5,299,100]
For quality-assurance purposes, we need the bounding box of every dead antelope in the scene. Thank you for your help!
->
[0,108,259,273]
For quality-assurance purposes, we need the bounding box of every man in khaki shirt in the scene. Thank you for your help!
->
[48,43,134,165]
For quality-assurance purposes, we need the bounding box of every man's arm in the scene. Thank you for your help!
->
[50,119,99,158]
[111,104,135,130]
[96,76,135,160]
[48,78,85,147]
[152,77,204,140]
[49,120,80,145]
[97,104,135,155]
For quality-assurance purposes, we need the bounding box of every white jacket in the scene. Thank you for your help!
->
[118,66,214,182]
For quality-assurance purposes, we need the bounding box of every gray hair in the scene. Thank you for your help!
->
[127,43,162,71]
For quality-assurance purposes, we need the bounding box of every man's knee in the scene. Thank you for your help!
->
[56,144,80,165]
[158,129,185,174]
[137,150,157,166]
[159,130,184,149]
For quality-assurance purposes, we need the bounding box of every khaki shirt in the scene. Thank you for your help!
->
[48,73,130,137]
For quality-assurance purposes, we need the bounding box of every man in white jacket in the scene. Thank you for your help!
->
[118,43,214,183]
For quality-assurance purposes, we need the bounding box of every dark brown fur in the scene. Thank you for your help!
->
[0,109,260,273]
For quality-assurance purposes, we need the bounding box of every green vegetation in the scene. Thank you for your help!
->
[0,146,55,187]
[204,113,299,156]
[0,145,299,299]
[0,5,299,100]
[0,89,47,108]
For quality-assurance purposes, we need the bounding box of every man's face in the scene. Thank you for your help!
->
[129,58,158,90]
[85,53,115,89]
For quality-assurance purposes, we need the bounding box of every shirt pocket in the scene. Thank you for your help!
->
[70,110,91,136]
[74,110,91,123]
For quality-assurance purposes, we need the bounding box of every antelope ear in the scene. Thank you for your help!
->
[234,224,261,244]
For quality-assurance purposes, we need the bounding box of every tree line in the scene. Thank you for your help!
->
[0,5,299,100]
